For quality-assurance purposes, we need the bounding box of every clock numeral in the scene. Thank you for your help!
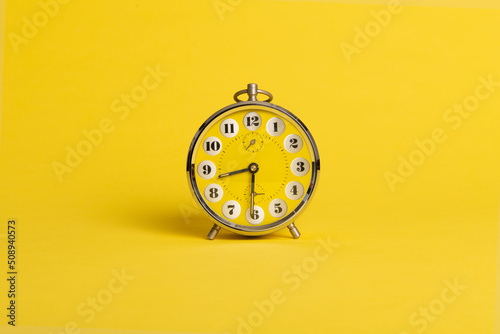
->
[222,200,241,219]
[246,117,259,127]
[284,134,303,153]
[225,123,235,134]
[205,141,221,152]
[245,206,264,224]
[209,188,219,198]
[220,119,239,138]
[243,112,262,131]
[204,184,223,203]
[285,181,304,200]
[269,199,287,218]
[291,158,310,177]
[203,164,212,175]
[203,136,222,156]
[197,160,216,179]
[266,117,285,137]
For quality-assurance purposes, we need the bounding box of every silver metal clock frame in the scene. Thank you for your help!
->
[186,84,320,240]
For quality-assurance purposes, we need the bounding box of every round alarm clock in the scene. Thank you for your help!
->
[186,84,320,239]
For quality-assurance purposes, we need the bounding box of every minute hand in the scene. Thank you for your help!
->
[250,173,255,218]
[218,168,249,178]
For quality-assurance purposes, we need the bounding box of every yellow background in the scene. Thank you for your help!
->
[1,0,499,333]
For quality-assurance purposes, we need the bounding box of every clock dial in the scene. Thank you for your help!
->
[190,105,317,230]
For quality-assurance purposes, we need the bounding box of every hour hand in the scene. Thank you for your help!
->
[218,167,249,178]
[218,163,259,179]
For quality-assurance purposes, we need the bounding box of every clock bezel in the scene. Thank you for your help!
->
[186,101,320,236]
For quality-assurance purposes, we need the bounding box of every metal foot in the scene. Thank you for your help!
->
[287,223,300,239]
[207,224,221,240]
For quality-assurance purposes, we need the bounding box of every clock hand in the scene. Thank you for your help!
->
[246,139,256,150]
[247,162,261,219]
[218,168,249,178]
[219,162,259,179]
[250,172,255,218]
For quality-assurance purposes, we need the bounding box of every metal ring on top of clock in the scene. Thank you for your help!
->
[233,83,273,103]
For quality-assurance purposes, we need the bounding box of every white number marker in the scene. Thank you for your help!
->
[284,134,303,153]
[222,200,241,219]
[197,160,216,179]
[269,199,287,218]
[285,181,304,200]
[266,117,285,137]
[245,206,265,225]
[203,136,222,156]
[243,112,261,131]
[204,184,223,203]
[220,119,239,138]
[291,158,310,177]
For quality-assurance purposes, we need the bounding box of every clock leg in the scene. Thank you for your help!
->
[287,223,301,239]
[207,224,221,240]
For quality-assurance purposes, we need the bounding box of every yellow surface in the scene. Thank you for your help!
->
[0,1,499,333]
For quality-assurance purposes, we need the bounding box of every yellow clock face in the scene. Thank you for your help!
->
[187,103,319,235]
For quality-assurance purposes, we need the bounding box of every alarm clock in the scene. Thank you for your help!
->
[186,84,320,239]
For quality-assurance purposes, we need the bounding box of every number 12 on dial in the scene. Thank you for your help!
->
[186,84,320,240]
